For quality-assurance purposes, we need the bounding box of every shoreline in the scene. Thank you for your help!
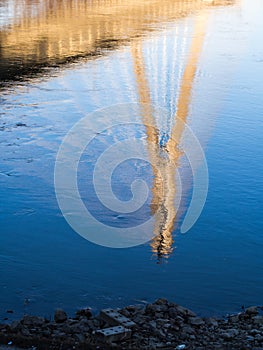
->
[1,299,263,349]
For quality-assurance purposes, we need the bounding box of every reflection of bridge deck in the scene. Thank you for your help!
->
[0,0,233,82]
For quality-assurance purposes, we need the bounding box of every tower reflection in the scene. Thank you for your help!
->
[132,12,209,261]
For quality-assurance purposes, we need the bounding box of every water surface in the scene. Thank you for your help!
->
[1,0,263,320]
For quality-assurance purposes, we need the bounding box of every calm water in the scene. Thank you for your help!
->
[1,0,263,320]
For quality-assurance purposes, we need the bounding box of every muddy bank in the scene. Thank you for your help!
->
[1,299,263,349]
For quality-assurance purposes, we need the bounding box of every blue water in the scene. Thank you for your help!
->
[1,0,263,321]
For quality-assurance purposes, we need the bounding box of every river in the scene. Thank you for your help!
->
[0,0,263,320]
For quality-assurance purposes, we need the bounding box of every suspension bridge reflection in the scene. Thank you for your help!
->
[0,0,235,260]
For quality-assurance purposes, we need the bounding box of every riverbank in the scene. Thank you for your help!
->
[1,299,263,349]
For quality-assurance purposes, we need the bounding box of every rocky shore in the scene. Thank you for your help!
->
[1,299,263,349]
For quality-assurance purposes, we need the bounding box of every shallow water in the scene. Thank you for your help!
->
[0,0,263,320]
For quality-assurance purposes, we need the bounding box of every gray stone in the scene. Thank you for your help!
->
[176,345,186,350]
[221,328,239,340]
[126,304,144,313]
[169,307,178,318]
[246,306,259,316]
[120,309,131,317]
[132,315,144,324]
[74,333,85,342]
[181,325,195,334]
[149,320,157,330]
[76,308,92,319]
[21,327,31,336]
[255,334,263,341]
[22,315,45,327]
[156,318,170,325]
[147,303,167,315]
[52,330,66,337]
[254,316,263,325]
[188,317,205,326]
[228,314,240,323]
[9,320,21,331]
[206,317,218,327]
[176,305,196,317]
[54,309,67,323]
[246,335,254,341]
[86,319,97,331]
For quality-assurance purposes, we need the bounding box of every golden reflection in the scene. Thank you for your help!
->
[132,11,209,261]
[0,0,234,80]
[0,0,235,257]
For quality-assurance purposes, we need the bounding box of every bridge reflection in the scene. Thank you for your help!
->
[0,0,234,83]
[0,0,235,261]
[131,11,208,261]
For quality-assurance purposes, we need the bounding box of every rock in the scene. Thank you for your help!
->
[4,299,263,349]
[21,327,31,336]
[173,315,184,325]
[120,309,131,317]
[206,317,218,327]
[9,320,21,331]
[54,309,67,323]
[133,315,149,325]
[253,316,263,324]
[149,320,157,330]
[181,325,195,335]
[145,304,163,315]
[74,333,86,342]
[221,328,239,340]
[86,319,97,331]
[153,328,166,339]
[41,329,51,337]
[176,305,196,317]
[22,315,46,327]
[169,307,178,318]
[176,345,186,350]
[156,318,170,326]
[188,317,205,326]
[126,304,144,313]
[52,330,66,337]
[154,298,168,305]
[246,335,254,341]
[245,306,258,316]
[76,308,92,319]
[228,314,240,323]
[249,329,261,335]
[255,334,263,341]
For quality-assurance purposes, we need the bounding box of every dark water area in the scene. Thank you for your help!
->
[1,0,263,322]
